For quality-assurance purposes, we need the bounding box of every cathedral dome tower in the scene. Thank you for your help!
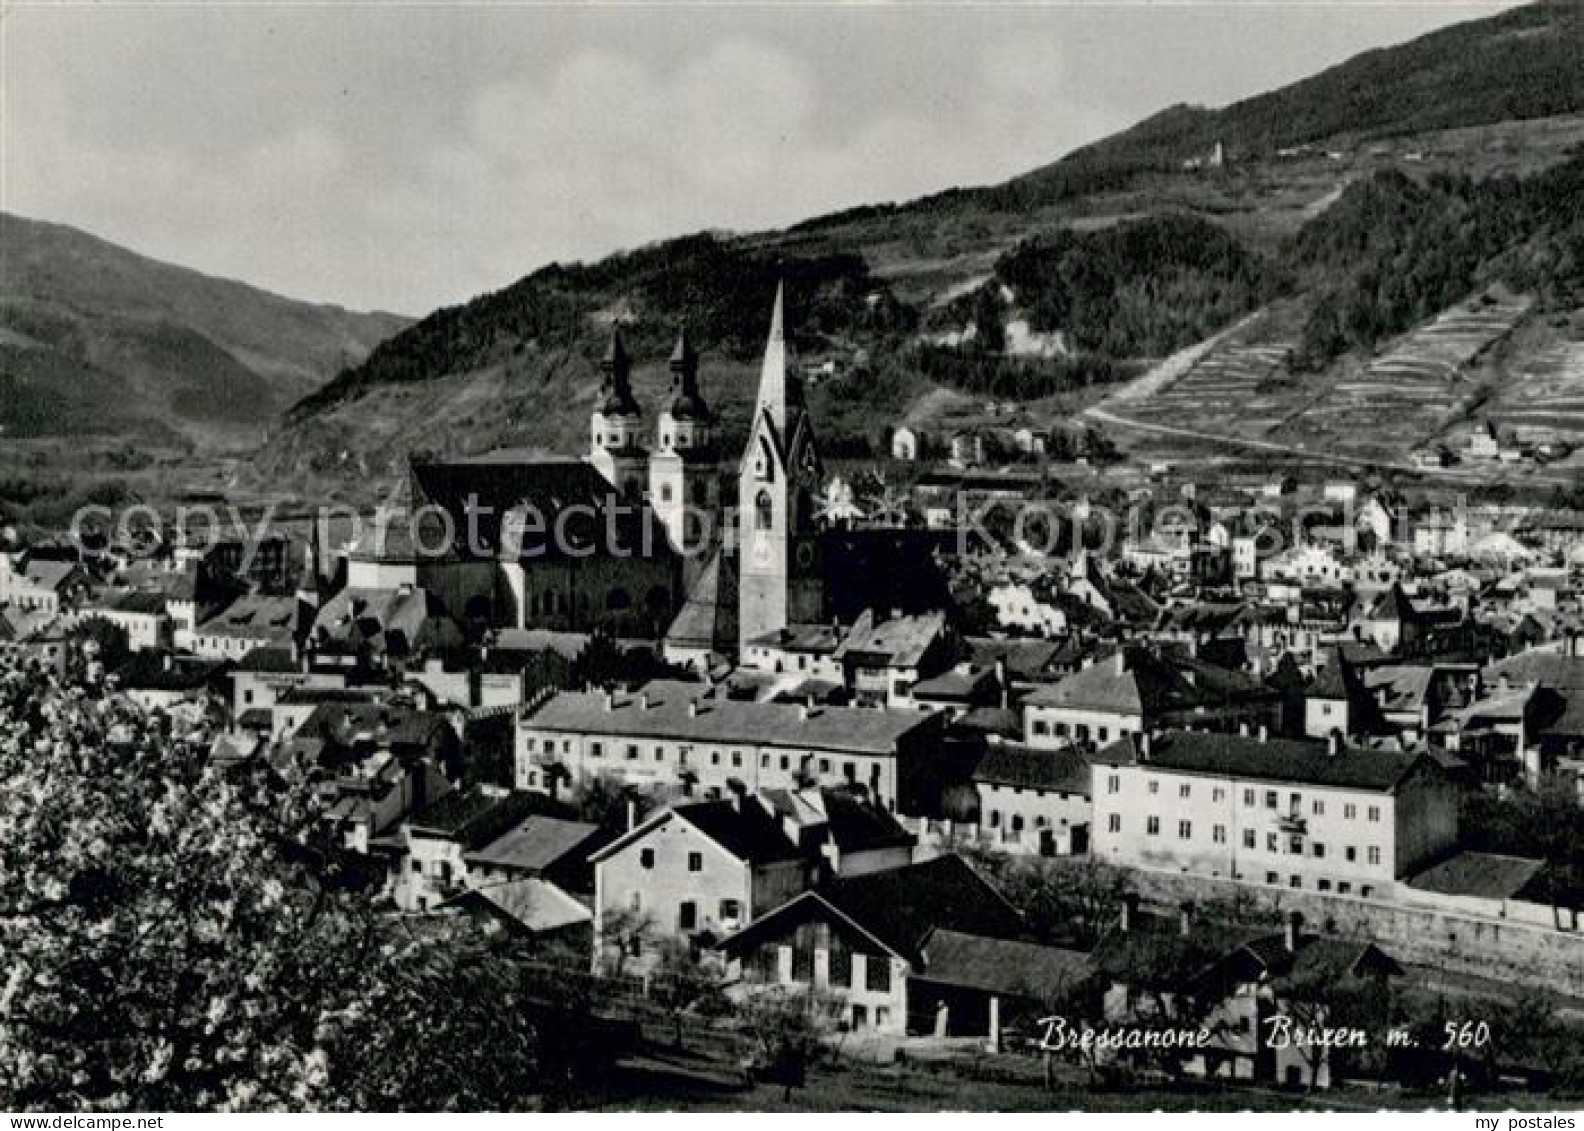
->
[588,324,648,501]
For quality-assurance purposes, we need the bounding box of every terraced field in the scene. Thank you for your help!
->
[1090,289,1584,483]
[1123,304,1304,438]
[1272,290,1532,460]
[1483,324,1584,450]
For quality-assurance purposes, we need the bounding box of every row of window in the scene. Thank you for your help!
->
[1031,719,1121,743]
[1264,872,1375,897]
[1124,814,1383,865]
[1106,773,1383,822]
[757,943,892,992]
[528,735,883,785]
[986,810,1071,832]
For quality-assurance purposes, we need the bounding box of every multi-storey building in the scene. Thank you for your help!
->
[1089,729,1459,898]
[516,679,948,813]
[1023,647,1281,750]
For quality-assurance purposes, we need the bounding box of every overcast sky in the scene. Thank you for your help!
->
[2,2,1518,316]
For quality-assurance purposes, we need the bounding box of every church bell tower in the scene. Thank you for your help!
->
[588,325,648,502]
[736,283,823,654]
[648,327,719,555]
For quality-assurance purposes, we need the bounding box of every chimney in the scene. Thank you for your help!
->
[1258,723,1269,743]
[1178,901,1194,938]
[1137,731,1152,761]
[1120,892,1139,934]
[603,690,615,712]
[1327,730,1342,757]
[1285,911,1303,954]
[1239,721,1251,738]
[687,699,699,718]
[994,656,1009,708]
[1114,649,1127,676]
[639,692,650,710]
[162,653,173,672]
[625,796,638,831]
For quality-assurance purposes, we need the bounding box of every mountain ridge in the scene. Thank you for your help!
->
[0,211,411,446]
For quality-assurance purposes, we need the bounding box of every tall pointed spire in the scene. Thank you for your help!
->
[600,323,639,416]
[754,281,788,432]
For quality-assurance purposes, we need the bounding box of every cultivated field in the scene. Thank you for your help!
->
[1123,303,1303,438]
[1274,289,1532,461]
[1482,316,1584,450]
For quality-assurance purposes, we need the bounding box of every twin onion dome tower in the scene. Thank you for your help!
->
[586,283,825,658]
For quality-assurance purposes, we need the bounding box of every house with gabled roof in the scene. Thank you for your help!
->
[589,786,916,968]
[386,786,558,912]
[715,854,1029,1035]
[189,593,297,661]
[93,589,171,653]
[1091,900,1402,1089]
[1023,646,1280,752]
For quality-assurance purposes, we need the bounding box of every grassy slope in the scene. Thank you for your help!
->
[0,212,410,447]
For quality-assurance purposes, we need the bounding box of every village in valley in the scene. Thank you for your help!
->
[5,276,1584,1110]
[5,0,1584,1115]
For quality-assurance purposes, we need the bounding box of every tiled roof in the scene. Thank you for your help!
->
[965,637,1064,680]
[311,585,464,655]
[833,609,948,669]
[744,621,843,654]
[818,856,1023,963]
[673,799,805,865]
[464,815,602,873]
[760,787,915,854]
[665,548,737,653]
[920,930,1090,996]
[1364,665,1436,712]
[108,590,168,616]
[1023,647,1201,715]
[408,787,549,849]
[1364,583,1418,623]
[197,594,296,642]
[21,559,80,590]
[523,682,938,756]
[950,706,1022,740]
[912,664,996,701]
[295,702,454,753]
[1093,729,1427,793]
[971,744,1091,795]
[1405,851,1544,899]
[237,645,300,673]
[409,454,668,564]
[113,651,228,692]
[1484,649,1584,690]
[802,856,1025,965]
[447,877,592,934]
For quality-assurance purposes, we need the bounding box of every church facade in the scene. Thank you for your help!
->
[376,286,826,659]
